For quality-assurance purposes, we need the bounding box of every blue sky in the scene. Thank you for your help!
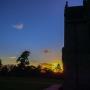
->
[0,0,82,65]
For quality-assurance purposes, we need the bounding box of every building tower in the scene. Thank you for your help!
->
[62,0,90,90]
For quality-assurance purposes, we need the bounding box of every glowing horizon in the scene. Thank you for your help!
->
[0,0,83,75]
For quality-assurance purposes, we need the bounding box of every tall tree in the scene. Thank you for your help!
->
[17,51,30,66]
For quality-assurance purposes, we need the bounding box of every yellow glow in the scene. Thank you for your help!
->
[2,57,64,73]
[40,60,64,73]
[51,63,63,73]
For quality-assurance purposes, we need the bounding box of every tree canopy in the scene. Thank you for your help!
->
[17,51,30,66]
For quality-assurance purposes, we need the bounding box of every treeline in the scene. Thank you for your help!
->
[0,64,63,79]
[0,51,63,79]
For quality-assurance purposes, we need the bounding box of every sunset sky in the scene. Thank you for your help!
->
[0,0,82,65]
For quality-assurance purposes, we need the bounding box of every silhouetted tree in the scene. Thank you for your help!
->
[0,59,2,67]
[56,64,61,69]
[17,51,30,67]
[55,64,62,72]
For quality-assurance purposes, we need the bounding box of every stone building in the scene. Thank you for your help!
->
[62,0,90,90]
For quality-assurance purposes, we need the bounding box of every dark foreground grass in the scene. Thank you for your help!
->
[0,77,63,90]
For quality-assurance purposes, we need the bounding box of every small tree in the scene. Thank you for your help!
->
[55,64,62,72]
[17,51,30,66]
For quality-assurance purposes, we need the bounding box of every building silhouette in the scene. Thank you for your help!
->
[62,0,90,90]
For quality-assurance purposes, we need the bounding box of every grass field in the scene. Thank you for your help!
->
[0,77,63,90]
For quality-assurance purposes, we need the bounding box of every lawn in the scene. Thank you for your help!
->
[0,77,63,90]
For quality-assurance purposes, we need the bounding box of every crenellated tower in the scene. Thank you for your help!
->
[62,0,90,90]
